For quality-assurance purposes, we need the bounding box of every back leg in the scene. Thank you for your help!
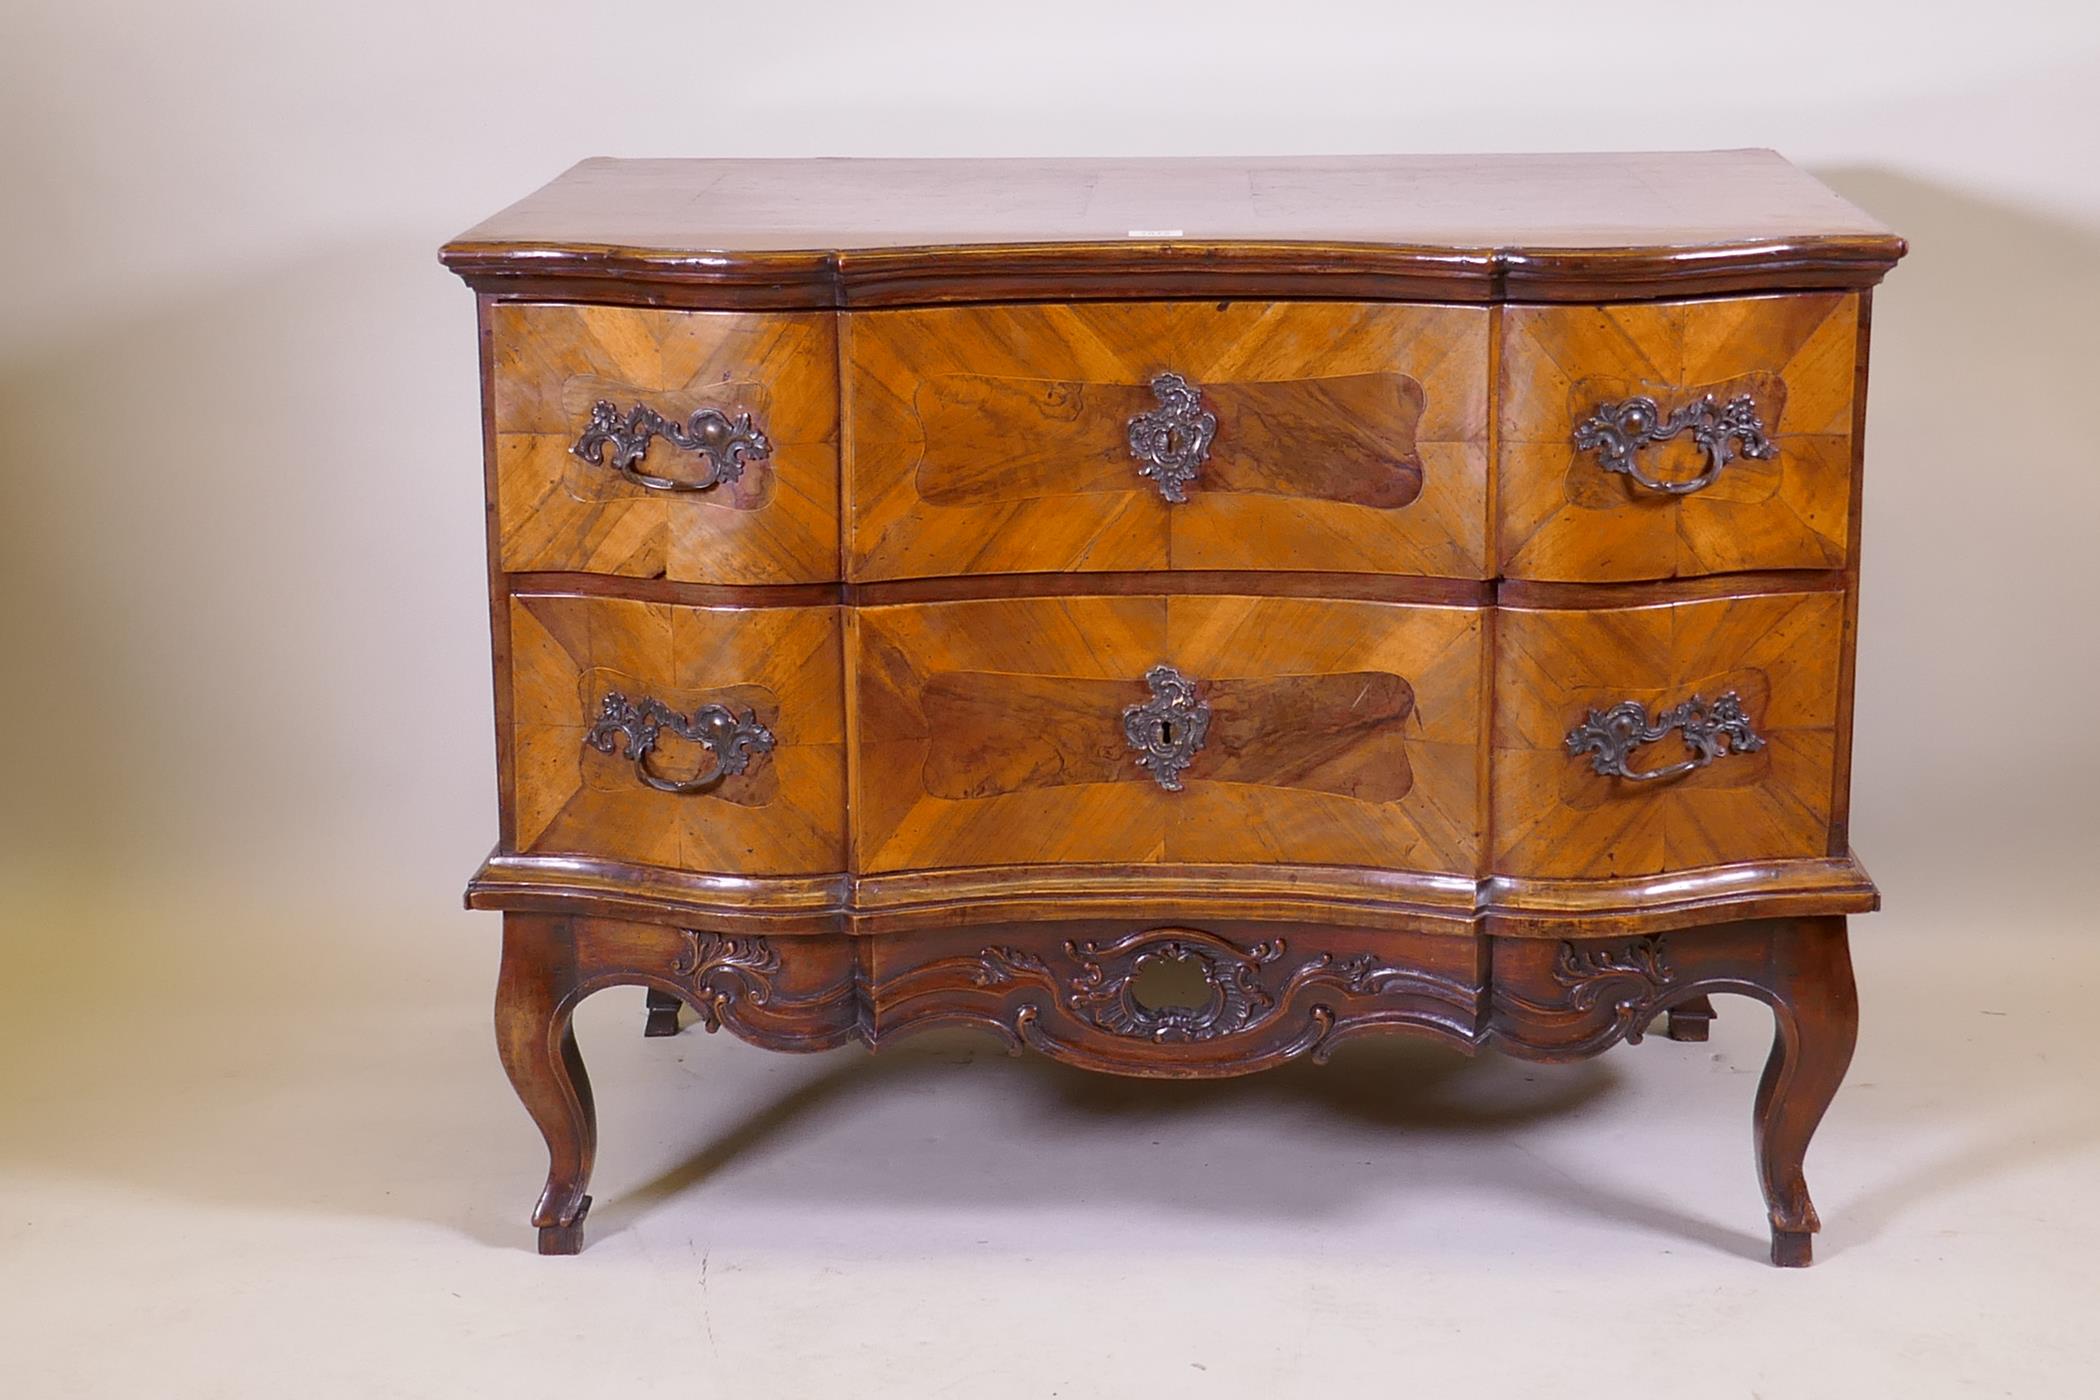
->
[1665,994,1716,1042]
[643,986,684,1038]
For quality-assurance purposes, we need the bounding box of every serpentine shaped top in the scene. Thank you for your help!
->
[442,151,1904,305]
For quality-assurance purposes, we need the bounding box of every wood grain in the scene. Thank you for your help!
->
[490,303,840,583]
[1480,854,1877,937]
[464,847,1879,940]
[846,301,1489,579]
[508,592,846,874]
[853,594,1487,875]
[1493,589,1846,879]
[1498,293,1859,581]
[442,152,1905,307]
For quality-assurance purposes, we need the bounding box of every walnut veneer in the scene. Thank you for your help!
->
[443,151,1904,1264]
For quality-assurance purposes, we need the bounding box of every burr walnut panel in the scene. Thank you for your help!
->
[852,594,1487,876]
[508,592,846,874]
[844,301,1490,580]
[1492,588,1845,880]
[490,303,840,583]
[1498,293,1858,581]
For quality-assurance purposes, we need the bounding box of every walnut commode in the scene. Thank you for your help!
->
[442,152,1904,1263]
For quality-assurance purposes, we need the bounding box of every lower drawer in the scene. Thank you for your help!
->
[1492,588,1845,879]
[853,594,1487,875]
[507,593,847,874]
[500,583,1847,896]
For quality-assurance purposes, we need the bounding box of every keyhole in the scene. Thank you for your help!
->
[1158,718,1175,747]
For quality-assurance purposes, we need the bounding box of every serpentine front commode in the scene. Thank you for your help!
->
[442,151,1905,1263]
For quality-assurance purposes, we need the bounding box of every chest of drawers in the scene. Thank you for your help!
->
[442,152,1904,1263]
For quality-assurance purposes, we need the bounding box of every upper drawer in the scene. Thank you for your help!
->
[1497,293,1860,581]
[845,302,1490,581]
[489,304,840,584]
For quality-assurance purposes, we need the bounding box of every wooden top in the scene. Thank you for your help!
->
[442,151,1905,307]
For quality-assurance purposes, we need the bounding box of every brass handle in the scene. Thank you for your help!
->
[1573,394,1773,496]
[585,691,775,795]
[1564,692,1764,784]
[1122,665,1211,792]
[571,399,771,492]
[1127,373,1216,503]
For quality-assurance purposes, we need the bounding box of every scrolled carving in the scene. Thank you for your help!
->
[585,691,776,795]
[1065,931,1283,1043]
[973,945,1051,987]
[1553,937,1674,1045]
[1127,372,1216,503]
[672,930,781,1033]
[572,399,772,492]
[1489,936,1681,1057]
[1565,692,1763,784]
[1122,664,1210,792]
[955,929,1476,1063]
[1573,393,1774,495]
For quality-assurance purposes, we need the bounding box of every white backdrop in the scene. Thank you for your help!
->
[4,5,2100,1395]
[2,0,2096,905]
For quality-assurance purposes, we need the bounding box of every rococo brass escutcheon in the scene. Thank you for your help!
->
[1126,372,1216,503]
[1122,664,1210,792]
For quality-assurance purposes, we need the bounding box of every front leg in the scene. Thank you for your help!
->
[495,914,597,1255]
[1489,916,1858,1267]
[1756,918,1858,1267]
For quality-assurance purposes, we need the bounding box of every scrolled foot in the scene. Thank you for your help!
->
[537,1196,591,1256]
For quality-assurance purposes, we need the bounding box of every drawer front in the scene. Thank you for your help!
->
[508,593,846,874]
[1492,590,1844,879]
[490,304,840,584]
[1498,293,1859,581]
[845,302,1490,580]
[853,594,1486,875]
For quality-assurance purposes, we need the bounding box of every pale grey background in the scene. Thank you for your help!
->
[2,2,2096,1395]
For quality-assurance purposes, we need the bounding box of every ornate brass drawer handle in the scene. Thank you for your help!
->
[1122,664,1210,792]
[571,399,771,492]
[1127,372,1216,503]
[585,691,775,795]
[1573,394,1774,496]
[1565,692,1764,784]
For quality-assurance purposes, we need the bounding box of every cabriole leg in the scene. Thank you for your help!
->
[1489,917,1860,1267]
[495,914,597,1255]
[1754,917,1858,1268]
